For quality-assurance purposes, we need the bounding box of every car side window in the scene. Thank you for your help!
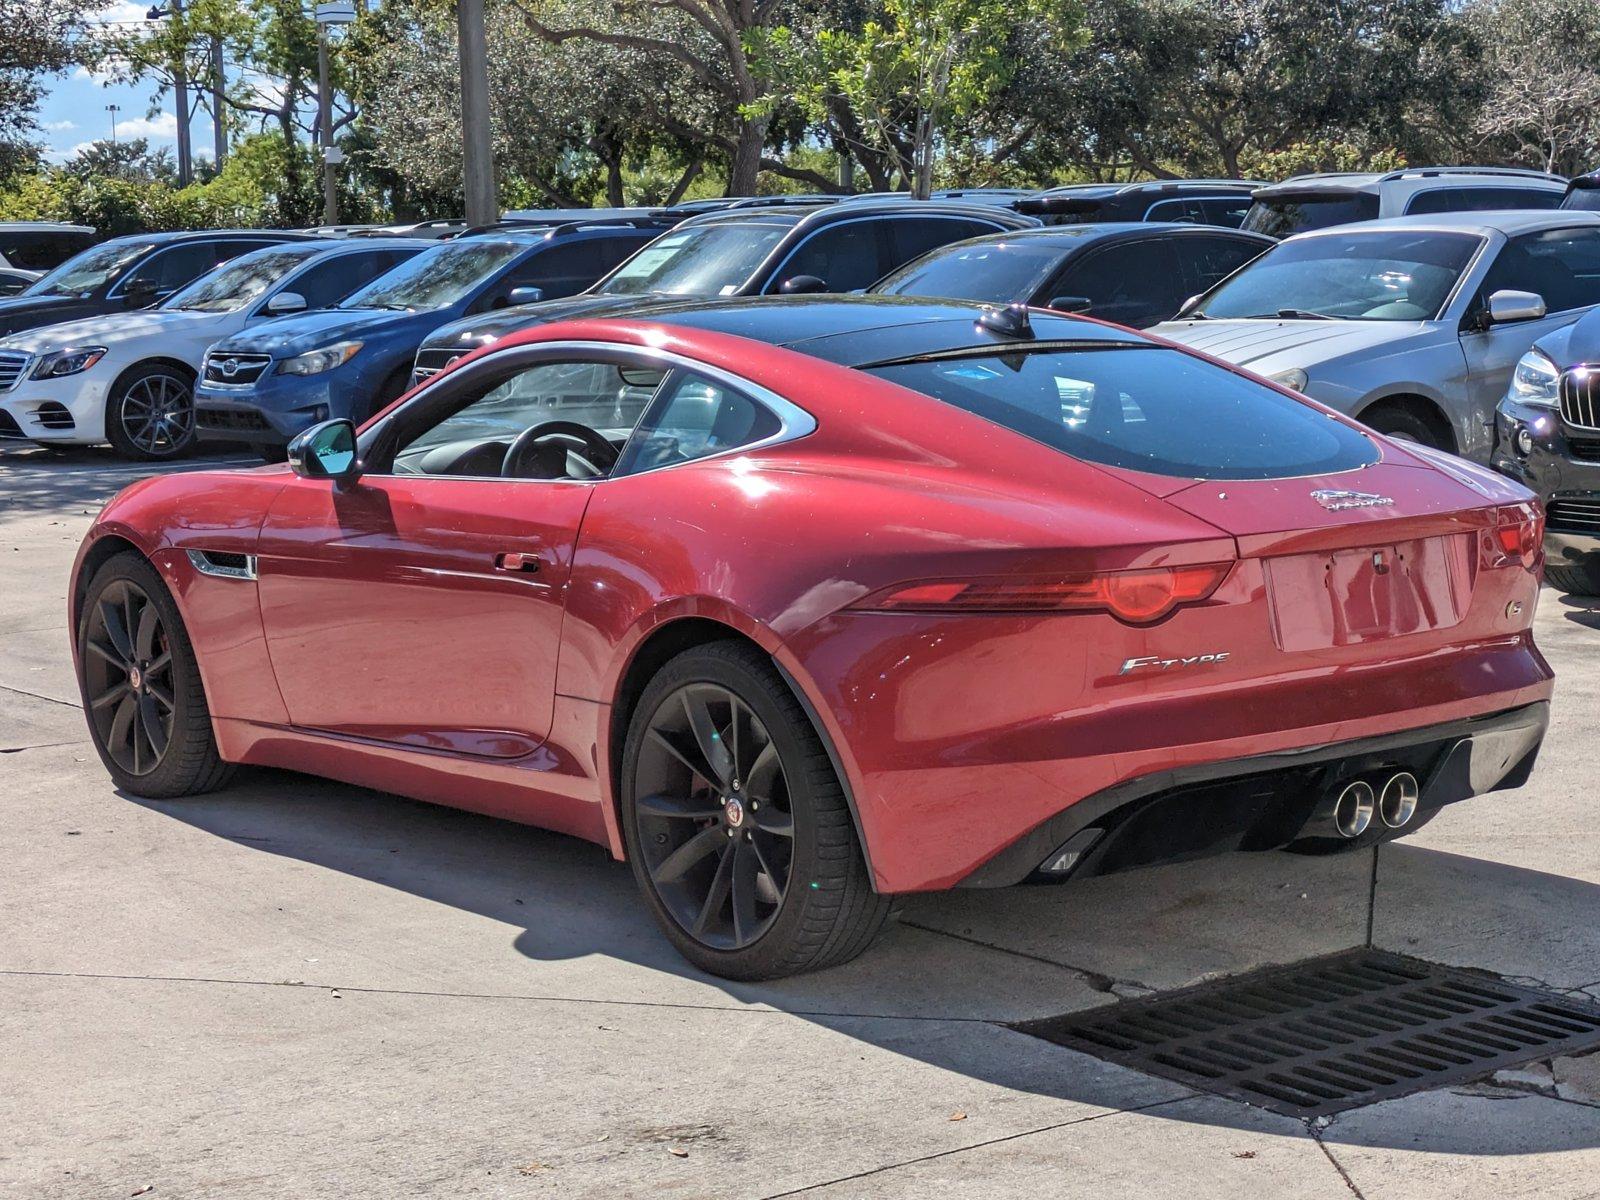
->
[1049,238,1187,327]
[1478,227,1600,315]
[514,240,603,299]
[1406,186,1563,215]
[1200,197,1252,228]
[284,255,389,309]
[774,221,891,292]
[886,217,1001,269]
[1144,198,1208,224]
[388,357,665,479]
[120,242,224,294]
[1182,235,1268,295]
[614,370,780,476]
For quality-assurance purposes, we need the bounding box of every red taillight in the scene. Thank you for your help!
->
[1483,503,1543,570]
[856,563,1232,624]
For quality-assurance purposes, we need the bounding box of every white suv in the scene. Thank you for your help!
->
[1243,167,1567,239]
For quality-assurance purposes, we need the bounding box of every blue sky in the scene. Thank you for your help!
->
[39,1,215,164]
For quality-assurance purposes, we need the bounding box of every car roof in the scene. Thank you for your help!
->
[0,222,96,234]
[678,199,1037,229]
[1291,210,1600,238]
[98,229,319,246]
[1253,167,1567,198]
[540,294,1146,367]
[1039,179,1262,198]
[926,222,1272,247]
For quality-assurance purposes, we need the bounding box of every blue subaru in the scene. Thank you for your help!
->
[194,221,663,458]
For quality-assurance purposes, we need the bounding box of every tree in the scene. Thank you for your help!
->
[759,0,1076,197]
[0,0,91,178]
[62,138,179,185]
[1469,0,1600,175]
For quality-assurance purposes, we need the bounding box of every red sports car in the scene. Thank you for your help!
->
[70,297,1552,979]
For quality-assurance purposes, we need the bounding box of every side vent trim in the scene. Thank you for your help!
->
[186,549,259,581]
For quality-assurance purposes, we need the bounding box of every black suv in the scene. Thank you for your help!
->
[0,222,97,272]
[1015,181,1262,228]
[412,199,1038,379]
[0,229,316,338]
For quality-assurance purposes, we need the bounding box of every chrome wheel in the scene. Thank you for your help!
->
[82,578,174,776]
[118,373,194,456]
[635,683,794,950]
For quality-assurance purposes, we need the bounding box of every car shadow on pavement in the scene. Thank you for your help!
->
[126,766,1600,1156]
[1554,591,1600,631]
[0,445,257,519]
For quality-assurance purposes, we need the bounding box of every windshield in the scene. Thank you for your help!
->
[864,345,1379,481]
[598,223,790,296]
[1563,187,1600,213]
[873,239,1063,301]
[1192,230,1481,321]
[1242,194,1379,238]
[163,246,323,313]
[341,239,527,311]
[25,240,155,298]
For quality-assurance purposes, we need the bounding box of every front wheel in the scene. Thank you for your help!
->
[106,363,197,461]
[1547,556,1600,596]
[76,552,234,797]
[620,642,894,980]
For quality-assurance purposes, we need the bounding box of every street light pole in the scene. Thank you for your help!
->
[106,104,120,146]
[313,1,354,227]
[171,0,191,185]
[456,0,497,225]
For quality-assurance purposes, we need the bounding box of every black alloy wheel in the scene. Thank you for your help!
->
[634,681,795,950]
[76,552,234,797]
[621,641,895,980]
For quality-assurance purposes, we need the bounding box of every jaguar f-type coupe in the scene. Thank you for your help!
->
[71,297,1552,979]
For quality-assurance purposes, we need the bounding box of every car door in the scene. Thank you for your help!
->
[1040,236,1188,328]
[255,346,665,755]
[1459,226,1600,435]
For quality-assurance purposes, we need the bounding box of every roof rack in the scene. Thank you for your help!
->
[451,214,678,240]
[1376,165,1566,183]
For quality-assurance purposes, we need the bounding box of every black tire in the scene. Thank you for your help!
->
[105,362,197,461]
[1362,404,1446,450]
[1547,556,1600,596]
[76,551,234,798]
[620,641,894,980]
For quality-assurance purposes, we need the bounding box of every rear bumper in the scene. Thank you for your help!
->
[958,700,1548,888]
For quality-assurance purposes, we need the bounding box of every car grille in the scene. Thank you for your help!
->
[412,347,467,380]
[1569,435,1600,462]
[196,407,271,432]
[1559,366,1600,431]
[0,351,30,392]
[33,402,73,430]
[1547,494,1600,536]
[0,410,24,439]
[202,352,273,385]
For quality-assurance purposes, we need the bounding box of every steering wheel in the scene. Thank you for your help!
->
[500,420,620,480]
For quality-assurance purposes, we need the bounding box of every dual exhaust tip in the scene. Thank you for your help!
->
[1329,772,1419,838]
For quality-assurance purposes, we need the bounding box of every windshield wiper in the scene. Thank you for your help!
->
[1272,308,1345,321]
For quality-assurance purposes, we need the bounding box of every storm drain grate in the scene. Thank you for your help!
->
[1013,949,1600,1118]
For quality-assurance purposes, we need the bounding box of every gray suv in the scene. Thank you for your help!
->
[1149,211,1600,462]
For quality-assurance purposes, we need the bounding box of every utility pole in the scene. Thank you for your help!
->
[171,0,192,185]
[314,1,354,226]
[456,0,497,225]
[210,34,226,168]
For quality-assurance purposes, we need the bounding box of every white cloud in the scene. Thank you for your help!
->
[115,113,179,140]
[43,120,78,132]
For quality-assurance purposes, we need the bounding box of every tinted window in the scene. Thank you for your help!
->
[1182,235,1269,294]
[600,223,790,296]
[1478,227,1600,314]
[342,239,528,311]
[121,241,230,294]
[1405,186,1562,215]
[1050,238,1187,327]
[1562,186,1600,212]
[775,221,890,292]
[863,346,1379,480]
[289,250,412,309]
[616,371,780,474]
[873,238,1064,302]
[886,218,1000,269]
[513,240,602,298]
[1242,194,1379,237]
[1195,230,1479,321]
[0,229,95,270]
[1201,197,1253,228]
[27,240,154,297]
[1144,198,1208,224]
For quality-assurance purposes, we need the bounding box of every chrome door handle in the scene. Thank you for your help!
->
[495,551,540,573]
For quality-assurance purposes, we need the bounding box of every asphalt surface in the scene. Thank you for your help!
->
[3,443,1598,1198]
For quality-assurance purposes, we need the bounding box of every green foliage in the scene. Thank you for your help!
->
[1240,142,1408,182]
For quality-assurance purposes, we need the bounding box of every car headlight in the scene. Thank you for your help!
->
[31,346,108,379]
[1267,367,1309,392]
[277,340,363,376]
[1508,348,1560,408]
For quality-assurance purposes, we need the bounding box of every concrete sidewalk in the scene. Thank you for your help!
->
[3,444,1597,1198]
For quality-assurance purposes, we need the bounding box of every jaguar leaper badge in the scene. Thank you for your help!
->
[1310,488,1393,512]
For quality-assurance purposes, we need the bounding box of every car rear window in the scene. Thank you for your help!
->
[861,345,1379,480]
[1242,194,1379,237]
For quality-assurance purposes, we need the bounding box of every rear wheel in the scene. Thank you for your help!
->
[76,552,234,797]
[106,363,196,461]
[1547,556,1600,596]
[620,642,894,980]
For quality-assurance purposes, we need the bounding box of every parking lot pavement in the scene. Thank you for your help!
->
[3,444,1598,1198]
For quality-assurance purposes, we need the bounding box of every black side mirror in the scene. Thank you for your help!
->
[779,274,828,294]
[1047,294,1092,313]
[287,418,360,481]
